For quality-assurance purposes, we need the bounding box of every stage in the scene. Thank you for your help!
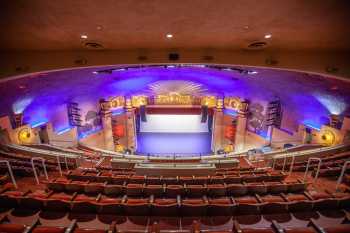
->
[136,132,212,156]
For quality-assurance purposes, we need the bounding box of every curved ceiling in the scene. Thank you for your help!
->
[0,65,349,132]
[1,0,350,51]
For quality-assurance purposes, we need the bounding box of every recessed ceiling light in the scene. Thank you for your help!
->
[166,34,173,38]
[264,34,272,39]
[81,35,88,39]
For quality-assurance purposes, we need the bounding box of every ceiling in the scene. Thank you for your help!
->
[1,0,350,51]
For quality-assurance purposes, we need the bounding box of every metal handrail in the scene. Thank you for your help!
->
[56,156,62,176]
[64,156,69,170]
[335,161,350,192]
[31,157,49,184]
[281,156,287,172]
[0,160,17,189]
[289,155,296,175]
[272,158,276,169]
[303,157,322,183]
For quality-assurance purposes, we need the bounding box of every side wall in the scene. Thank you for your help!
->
[1,50,350,81]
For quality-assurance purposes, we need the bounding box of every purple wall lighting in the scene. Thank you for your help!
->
[0,65,349,138]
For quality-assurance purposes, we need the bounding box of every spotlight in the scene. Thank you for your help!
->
[247,71,258,75]
[92,71,98,74]
[166,34,173,38]
[80,35,88,39]
[264,34,272,39]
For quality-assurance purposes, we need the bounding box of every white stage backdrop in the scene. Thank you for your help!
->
[140,114,208,133]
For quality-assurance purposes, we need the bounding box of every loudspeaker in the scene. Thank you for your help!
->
[168,53,179,61]
[201,106,208,123]
[140,105,147,122]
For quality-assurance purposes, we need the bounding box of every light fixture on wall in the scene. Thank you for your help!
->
[166,34,173,38]
[264,34,272,39]
[321,130,336,146]
[18,127,32,144]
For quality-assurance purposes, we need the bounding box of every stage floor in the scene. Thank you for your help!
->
[136,132,212,156]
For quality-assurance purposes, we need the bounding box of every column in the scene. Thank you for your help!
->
[234,101,248,152]
[211,99,224,153]
[125,98,137,153]
[100,99,114,151]
[101,114,114,151]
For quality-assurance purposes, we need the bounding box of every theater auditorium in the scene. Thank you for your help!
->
[0,1,350,233]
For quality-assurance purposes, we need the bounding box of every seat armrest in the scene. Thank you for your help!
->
[65,219,77,233]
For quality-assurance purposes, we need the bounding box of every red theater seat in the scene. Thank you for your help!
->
[226,184,247,196]
[246,182,267,195]
[73,229,106,233]
[97,196,123,214]
[324,224,350,233]
[112,175,129,184]
[162,176,178,185]
[186,185,206,197]
[32,226,66,233]
[65,180,88,192]
[47,178,69,192]
[224,174,242,184]
[146,176,162,185]
[208,197,235,216]
[284,227,317,233]
[209,175,225,184]
[179,176,194,185]
[0,223,26,233]
[129,175,145,184]
[152,198,179,216]
[193,176,209,184]
[124,198,149,216]
[71,194,98,213]
[104,184,124,196]
[166,185,185,197]
[84,182,105,194]
[126,183,144,196]
[144,185,163,197]
[265,181,288,193]
[207,184,226,197]
[181,198,207,216]
[236,196,261,215]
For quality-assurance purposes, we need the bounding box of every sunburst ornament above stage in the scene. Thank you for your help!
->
[147,80,208,96]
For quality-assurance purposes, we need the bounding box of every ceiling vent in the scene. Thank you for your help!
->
[202,55,214,61]
[247,41,267,50]
[138,55,148,61]
[84,42,104,49]
[169,53,180,61]
[74,58,88,65]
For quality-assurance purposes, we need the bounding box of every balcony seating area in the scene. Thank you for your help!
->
[0,143,349,232]
[274,151,350,173]
[0,149,76,172]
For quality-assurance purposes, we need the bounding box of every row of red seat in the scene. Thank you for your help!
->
[0,149,76,169]
[66,171,287,185]
[46,178,307,197]
[2,215,349,233]
[274,151,350,172]
[0,216,109,233]
[1,188,349,216]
